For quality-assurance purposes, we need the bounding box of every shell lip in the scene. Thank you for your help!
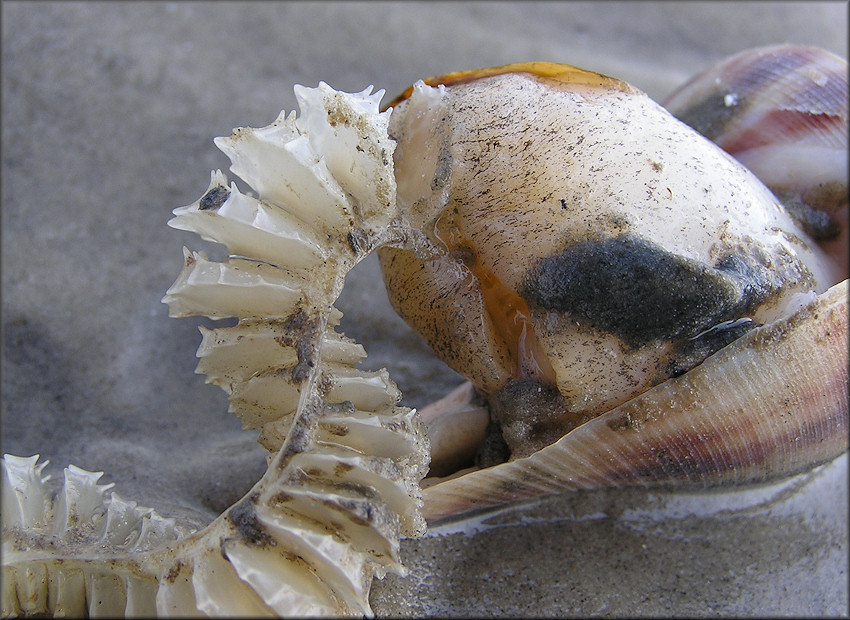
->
[423,451,848,529]
[381,61,636,111]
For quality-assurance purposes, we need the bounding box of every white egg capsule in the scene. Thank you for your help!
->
[379,62,844,465]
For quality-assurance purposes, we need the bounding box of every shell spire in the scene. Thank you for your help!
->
[3,83,428,617]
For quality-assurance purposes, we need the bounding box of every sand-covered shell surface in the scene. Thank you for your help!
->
[3,83,429,617]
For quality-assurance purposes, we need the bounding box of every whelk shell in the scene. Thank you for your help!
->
[2,48,847,617]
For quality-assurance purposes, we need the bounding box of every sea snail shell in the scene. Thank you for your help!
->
[378,59,848,516]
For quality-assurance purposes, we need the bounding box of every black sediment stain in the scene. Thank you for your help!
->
[712,250,796,316]
[776,191,842,241]
[523,235,741,348]
[271,310,321,383]
[347,228,371,255]
[198,185,230,211]
[227,494,273,547]
[475,420,511,468]
[484,378,594,461]
[666,319,761,378]
[671,88,742,141]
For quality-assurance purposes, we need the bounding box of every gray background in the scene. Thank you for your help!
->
[2,2,847,616]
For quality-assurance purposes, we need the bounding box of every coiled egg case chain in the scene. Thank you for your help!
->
[2,84,429,617]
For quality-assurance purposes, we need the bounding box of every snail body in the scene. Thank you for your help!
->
[379,62,844,466]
